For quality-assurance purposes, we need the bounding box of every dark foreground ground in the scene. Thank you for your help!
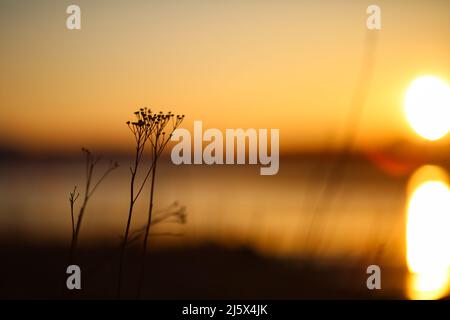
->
[0,242,412,299]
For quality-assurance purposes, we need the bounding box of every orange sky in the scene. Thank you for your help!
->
[0,0,449,154]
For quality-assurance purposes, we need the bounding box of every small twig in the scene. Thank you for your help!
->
[69,186,79,239]
[69,148,118,263]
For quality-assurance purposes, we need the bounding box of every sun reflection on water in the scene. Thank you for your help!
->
[406,165,450,299]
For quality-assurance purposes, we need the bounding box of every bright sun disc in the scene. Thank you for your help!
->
[404,76,450,141]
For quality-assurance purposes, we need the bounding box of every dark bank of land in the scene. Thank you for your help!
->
[0,242,409,299]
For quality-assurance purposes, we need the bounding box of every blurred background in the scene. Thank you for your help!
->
[0,0,449,299]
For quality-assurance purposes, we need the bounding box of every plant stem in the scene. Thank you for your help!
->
[69,163,93,263]
[70,200,75,241]
[137,146,158,298]
[117,146,140,298]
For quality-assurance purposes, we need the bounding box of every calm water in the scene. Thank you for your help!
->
[0,156,408,266]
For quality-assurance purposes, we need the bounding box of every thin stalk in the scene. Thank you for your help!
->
[69,162,94,262]
[117,145,140,298]
[137,145,158,298]
[69,187,79,251]
[69,151,117,264]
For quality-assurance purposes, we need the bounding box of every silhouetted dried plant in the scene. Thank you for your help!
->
[117,108,184,298]
[139,111,185,297]
[69,148,118,262]
[117,109,156,297]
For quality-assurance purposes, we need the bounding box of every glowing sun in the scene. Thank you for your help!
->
[404,76,450,141]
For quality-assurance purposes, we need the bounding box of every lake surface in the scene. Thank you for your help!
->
[0,155,409,267]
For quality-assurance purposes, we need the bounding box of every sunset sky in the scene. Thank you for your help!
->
[0,0,449,154]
